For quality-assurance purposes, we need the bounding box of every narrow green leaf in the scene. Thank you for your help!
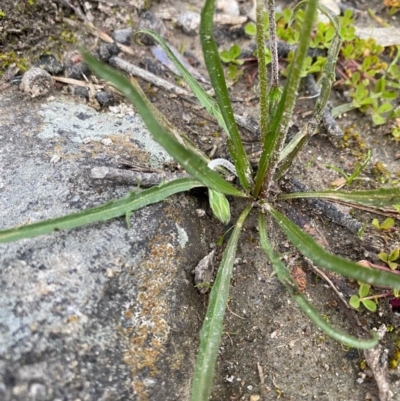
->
[134,28,229,135]
[191,205,252,401]
[254,0,319,197]
[81,50,246,198]
[331,103,357,117]
[278,187,400,207]
[275,121,313,180]
[267,206,400,289]
[276,1,342,180]
[200,0,253,191]
[0,178,203,243]
[347,150,371,185]
[292,1,340,33]
[128,76,210,163]
[208,189,231,225]
[258,212,378,349]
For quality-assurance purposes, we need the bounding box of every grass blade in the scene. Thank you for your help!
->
[266,205,400,289]
[191,205,252,401]
[0,178,203,243]
[129,76,210,163]
[200,0,253,191]
[134,28,229,135]
[258,213,378,349]
[82,50,246,198]
[278,187,400,207]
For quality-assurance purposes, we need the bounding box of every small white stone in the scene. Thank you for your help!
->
[217,0,240,16]
[317,0,340,24]
[196,209,206,217]
[102,138,113,146]
[50,154,61,164]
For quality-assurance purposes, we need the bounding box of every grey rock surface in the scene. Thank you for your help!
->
[0,91,210,401]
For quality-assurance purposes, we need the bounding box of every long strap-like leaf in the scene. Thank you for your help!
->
[266,205,400,289]
[191,205,252,401]
[200,0,253,191]
[253,0,319,197]
[0,178,203,243]
[258,213,378,349]
[134,28,229,135]
[278,187,400,207]
[81,50,246,198]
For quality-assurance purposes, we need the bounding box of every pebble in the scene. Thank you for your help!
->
[111,28,133,45]
[217,0,240,16]
[35,54,64,75]
[96,42,120,62]
[66,62,90,80]
[318,0,341,24]
[20,67,53,98]
[137,11,167,45]
[95,91,114,107]
[176,12,201,36]
[73,86,89,100]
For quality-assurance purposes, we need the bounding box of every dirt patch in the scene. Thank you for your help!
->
[1,0,400,400]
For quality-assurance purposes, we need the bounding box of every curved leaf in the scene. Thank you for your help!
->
[81,50,246,198]
[266,206,400,289]
[0,178,204,243]
[200,0,253,191]
[278,187,400,207]
[258,213,378,349]
[134,28,228,134]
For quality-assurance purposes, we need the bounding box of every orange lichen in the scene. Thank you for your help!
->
[120,236,185,400]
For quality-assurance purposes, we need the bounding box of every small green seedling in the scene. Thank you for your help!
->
[325,149,371,187]
[372,217,395,231]
[219,44,244,81]
[246,6,400,139]
[378,248,399,270]
[349,283,377,312]
[220,44,243,65]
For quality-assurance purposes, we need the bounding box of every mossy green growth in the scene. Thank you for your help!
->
[0,9,6,18]
[243,8,400,140]
[0,52,29,77]
[60,28,77,44]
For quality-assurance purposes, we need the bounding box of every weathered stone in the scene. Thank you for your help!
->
[0,91,210,401]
